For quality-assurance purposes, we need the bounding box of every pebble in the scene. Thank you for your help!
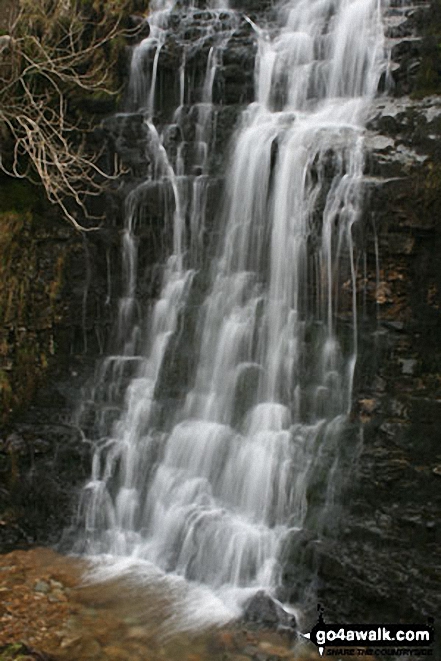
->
[126,625,150,641]
[216,631,235,650]
[123,615,143,625]
[76,636,103,659]
[258,641,293,657]
[60,634,83,649]
[243,645,259,655]
[49,579,64,589]
[33,580,50,594]
[82,607,99,617]
[48,590,66,603]
[103,644,143,660]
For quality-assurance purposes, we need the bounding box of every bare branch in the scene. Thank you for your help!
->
[0,0,142,231]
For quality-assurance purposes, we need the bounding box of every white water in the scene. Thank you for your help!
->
[78,0,388,627]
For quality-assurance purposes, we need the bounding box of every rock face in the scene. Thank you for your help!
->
[1,0,440,641]
[0,184,121,549]
[282,1,441,629]
[315,97,441,621]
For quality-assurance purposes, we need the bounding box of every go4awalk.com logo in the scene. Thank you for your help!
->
[303,605,435,657]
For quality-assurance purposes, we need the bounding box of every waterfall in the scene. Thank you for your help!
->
[77,0,387,624]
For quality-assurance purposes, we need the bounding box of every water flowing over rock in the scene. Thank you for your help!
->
[242,590,296,630]
[72,0,390,626]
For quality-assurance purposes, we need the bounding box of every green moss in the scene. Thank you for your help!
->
[0,643,43,660]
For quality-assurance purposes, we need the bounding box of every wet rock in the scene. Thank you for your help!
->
[48,590,67,603]
[390,37,423,96]
[258,641,293,658]
[229,0,275,13]
[382,233,415,255]
[215,631,235,651]
[33,580,50,594]
[242,645,259,655]
[399,358,418,374]
[49,579,63,590]
[59,634,84,649]
[359,398,378,415]
[242,591,296,631]
[126,625,150,641]
[128,15,150,41]
[380,321,404,332]
[4,433,27,455]
[102,113,152,176]
[102,645,136,660]
[64,636,102,659]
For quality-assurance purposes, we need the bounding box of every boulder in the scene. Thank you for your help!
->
[243,591,297,631]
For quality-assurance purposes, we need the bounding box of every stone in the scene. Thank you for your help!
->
[399,358,417,375]
[376,282,393,304]
[216,631,235,650]
[74,637,102,659]
[60,634,83,649]
[48,590,67,603]
[102,113,152,176]
[359,398,378,414]
[242,591,296,631]
[383,233,415,255]
[49,579,64,589]
[126,625,150,641]
[381,321,404,332]
[103,645,142,661]
[258,641,293,658]
[34,579,50,594]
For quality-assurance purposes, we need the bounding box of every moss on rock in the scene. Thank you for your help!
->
[0,181,74,425]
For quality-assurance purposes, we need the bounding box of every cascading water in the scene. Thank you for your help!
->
[77,0,388,626]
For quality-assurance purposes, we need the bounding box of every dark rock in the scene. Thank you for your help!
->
[389,37,424,95]
[128,15,150,41]
[102,114,152,176]
[242,591,296,631]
